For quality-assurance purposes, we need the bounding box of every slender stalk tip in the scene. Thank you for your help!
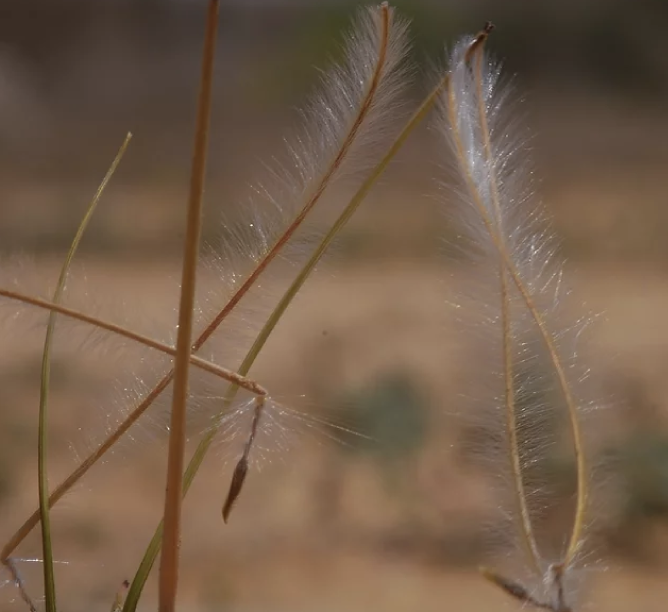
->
[465,23,495,62]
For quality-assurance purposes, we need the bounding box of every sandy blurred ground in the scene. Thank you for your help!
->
[2,2,668,611]
[2,259,668,612]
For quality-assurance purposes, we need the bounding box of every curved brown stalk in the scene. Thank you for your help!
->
[0,288,266,396]
[192,3,391,346]
[214,3,392,520]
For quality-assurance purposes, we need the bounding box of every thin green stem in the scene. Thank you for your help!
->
[37,132,131,612]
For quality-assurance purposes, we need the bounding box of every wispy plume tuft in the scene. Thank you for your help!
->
[210,2,412,301]
[437,25,597,611]
[195,2,413,521]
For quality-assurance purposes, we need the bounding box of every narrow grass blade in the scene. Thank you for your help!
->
[158,1,219,610]
[37,132,131,612]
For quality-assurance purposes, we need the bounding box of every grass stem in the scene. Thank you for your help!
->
[158,2,219,610]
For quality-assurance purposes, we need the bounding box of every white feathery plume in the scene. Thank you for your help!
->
[191,0,412,390]
[189,2,412,520]
[437,25,594,612]
[231,1,410,247]
[196,1,412,388]
[204,1,411,326]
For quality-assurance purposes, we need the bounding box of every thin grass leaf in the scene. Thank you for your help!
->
[36,132,131,612]
[211,11,468,524]
[159,1,218,609]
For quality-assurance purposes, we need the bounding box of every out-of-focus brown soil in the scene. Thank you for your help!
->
[2,254,668,611]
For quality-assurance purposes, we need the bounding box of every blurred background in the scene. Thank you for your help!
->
[1,1,668,611]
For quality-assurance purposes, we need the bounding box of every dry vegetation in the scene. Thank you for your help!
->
[1,3,668,612]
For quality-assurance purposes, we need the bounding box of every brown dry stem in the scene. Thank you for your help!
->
[158,0,220,609]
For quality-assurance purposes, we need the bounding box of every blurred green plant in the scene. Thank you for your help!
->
[598,378,668,561]
[333,371,430,494]
[609,432,668,521]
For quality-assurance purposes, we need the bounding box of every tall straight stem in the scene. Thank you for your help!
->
[158,2,219,611]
